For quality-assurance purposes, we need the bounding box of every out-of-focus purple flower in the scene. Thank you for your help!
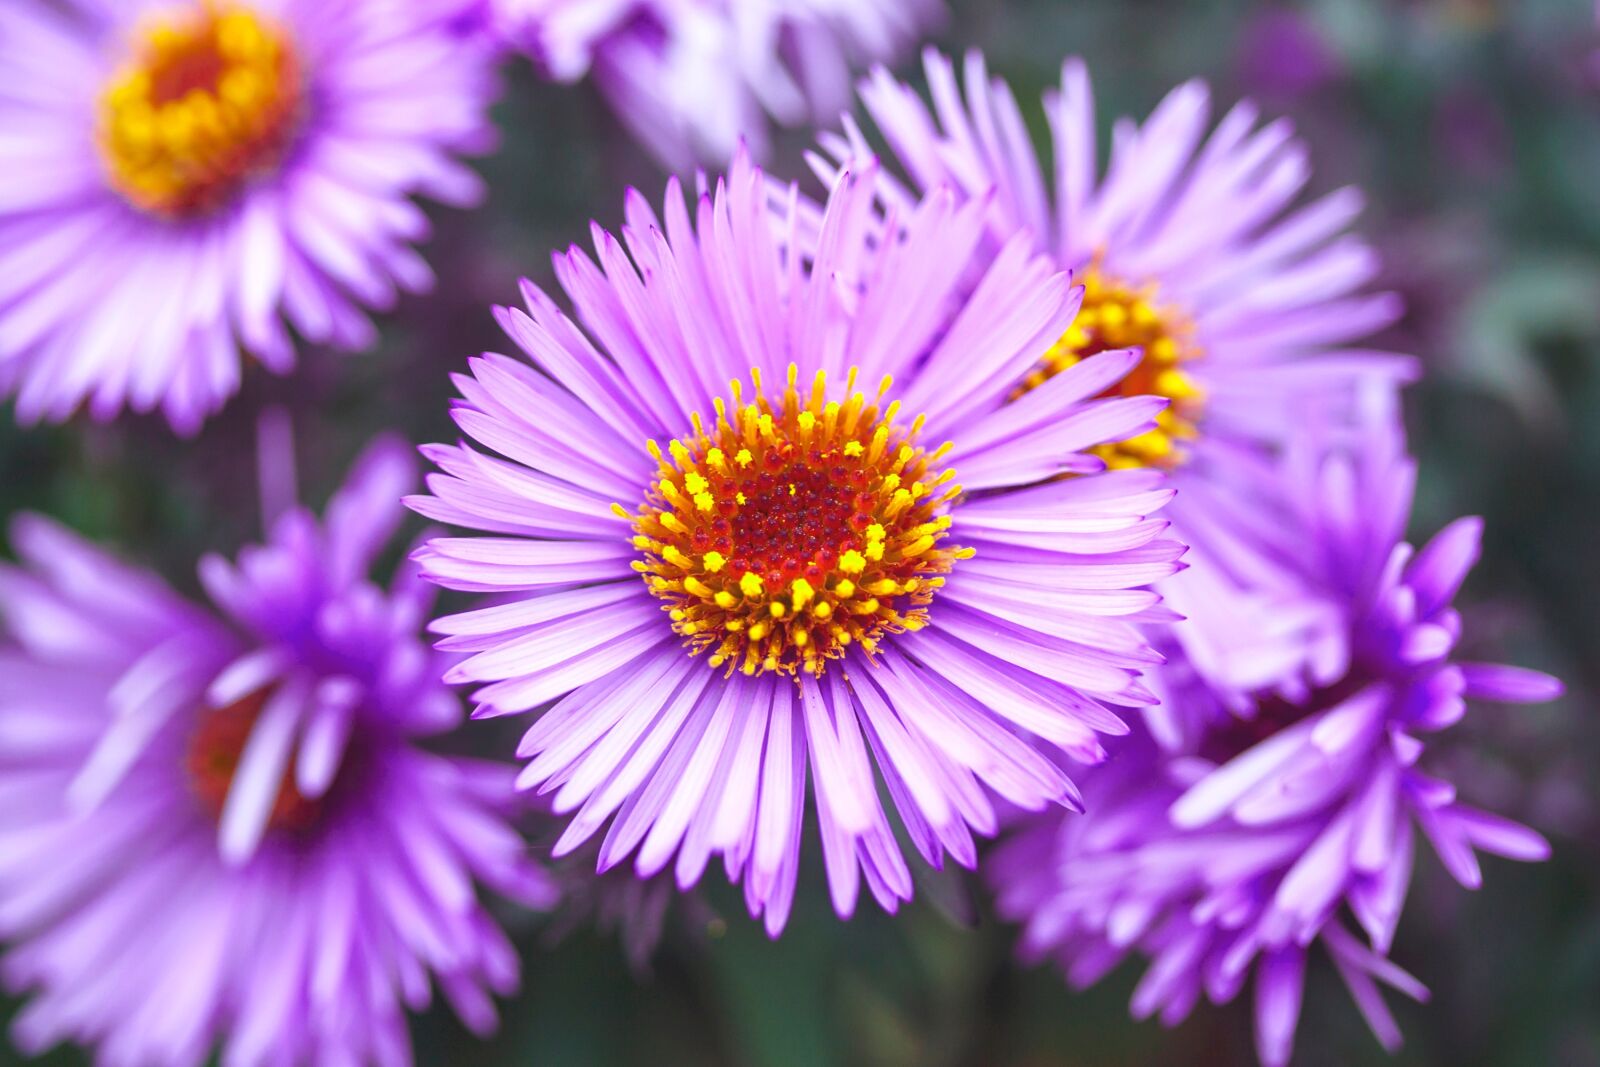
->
[489,0,942,170]
[0,0,499,433]
[817,51,1418,707]
[407,149,1186,936]
[0,426,554,1066]
[1236,10,1342,99]
[988,405,1561,1067]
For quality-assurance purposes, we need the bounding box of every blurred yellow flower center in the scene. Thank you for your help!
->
[1015,267,1204,470]
[98,3,302,218]
[626,366,971,678]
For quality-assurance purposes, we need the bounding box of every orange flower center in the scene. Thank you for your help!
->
[185,687,320,834]
[98,3,302,218]
[626,367,972,677]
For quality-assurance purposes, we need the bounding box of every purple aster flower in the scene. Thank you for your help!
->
[816,50,1419,705]
[0,0,499,433]
[489,0,942,171]
[987,405,1561,1067]
[0,425,554,1066]
[408,150,1186,936]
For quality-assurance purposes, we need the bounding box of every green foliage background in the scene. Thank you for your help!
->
[2,0,1598,1063]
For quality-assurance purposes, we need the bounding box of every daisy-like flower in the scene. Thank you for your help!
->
[409,151,1186,936]
[987,406,1561,1067]
[0,426,554,1066]
[816,50,1418,703]
[0,0,498,432]
[490,0,941,171]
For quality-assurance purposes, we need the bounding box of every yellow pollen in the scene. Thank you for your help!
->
[1013,264,1205,470]
[626,366,969,678]
[97,3,303,218]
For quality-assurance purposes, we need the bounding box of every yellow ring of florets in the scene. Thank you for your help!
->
[620,365,972,678]
[1014,264,1205,470]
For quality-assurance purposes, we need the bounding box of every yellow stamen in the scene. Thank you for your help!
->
[1013,263,1205,469]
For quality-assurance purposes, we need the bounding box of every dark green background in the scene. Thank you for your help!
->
[3,0,1597,1063]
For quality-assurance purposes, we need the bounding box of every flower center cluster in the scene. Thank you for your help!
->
[1199,674,1369,765]
[1014,267,1204,469]
[186,686,320,833]
[98,3,302,218]
[628,367,971,677]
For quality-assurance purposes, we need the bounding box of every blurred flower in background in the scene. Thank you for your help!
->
[0,423,553,1065]
[990,402,1561,1067]
[0,0,498,433]
[488,0,942,169]
[819,50,1416,709]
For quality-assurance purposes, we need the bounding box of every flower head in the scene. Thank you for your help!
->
[490,0,942,170]
[0,426,553,1066]
[409,151,1185,935]
[0,0,499,432]
[818,50,1419,703]
[988,408,1561,1067]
